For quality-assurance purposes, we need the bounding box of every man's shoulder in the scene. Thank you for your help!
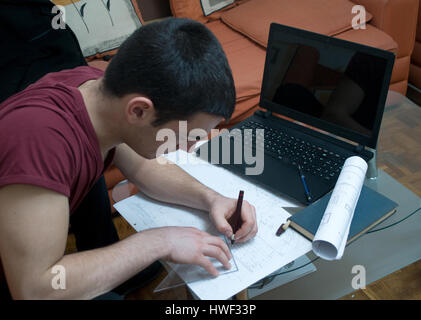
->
[1,66,103,105]
[24,65,104,91]
[38,65,104,85]
[0,66,103,133]
[0,91,75,134]
[0,89,83,164]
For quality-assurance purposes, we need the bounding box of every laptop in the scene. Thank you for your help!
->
[197,23,395,205]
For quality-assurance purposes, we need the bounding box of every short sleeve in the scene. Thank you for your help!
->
[0,107,77,197]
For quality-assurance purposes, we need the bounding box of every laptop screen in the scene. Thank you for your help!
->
[260,24,395,149]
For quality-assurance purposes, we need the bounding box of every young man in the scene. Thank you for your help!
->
[0,18,257,299]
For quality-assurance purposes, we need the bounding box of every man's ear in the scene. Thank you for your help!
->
[125,96,154,125]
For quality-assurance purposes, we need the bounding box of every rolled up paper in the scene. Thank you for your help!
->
[312,156,368,260]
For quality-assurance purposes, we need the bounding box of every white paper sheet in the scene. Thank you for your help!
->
[114,150,312,300]
[312,156,368,260]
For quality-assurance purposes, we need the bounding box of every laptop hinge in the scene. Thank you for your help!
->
[264,111,272,118]
[254,110,272,119]
[355,144,365,154]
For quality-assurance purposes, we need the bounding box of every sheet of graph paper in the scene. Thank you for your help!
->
[114,150,312,300]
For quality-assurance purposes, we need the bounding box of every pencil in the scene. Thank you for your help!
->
[228,190,244,244]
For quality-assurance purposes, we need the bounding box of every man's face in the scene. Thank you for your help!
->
[127,112,222,159]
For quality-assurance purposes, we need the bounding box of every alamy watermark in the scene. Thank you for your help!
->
[155,121,265,176]
[351,265,366,290]
[51,265,66,290]
[51,5,66,30]
[352,5,367,30]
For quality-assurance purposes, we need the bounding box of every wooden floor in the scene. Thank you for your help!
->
[66,95,421,300]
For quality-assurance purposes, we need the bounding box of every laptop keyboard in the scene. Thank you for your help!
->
[239,120,347,181]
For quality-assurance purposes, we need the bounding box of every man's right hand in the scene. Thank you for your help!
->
[154,226,232,277]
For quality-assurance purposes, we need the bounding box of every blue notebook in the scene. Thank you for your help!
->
[288,185,398,244]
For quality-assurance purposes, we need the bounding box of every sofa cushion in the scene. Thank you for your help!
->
[221,0,373,48]
[51,0,144,60]
[206,20,266,101]
[412,39,421,67]
[336,24,397,52]
[169,0,236,23]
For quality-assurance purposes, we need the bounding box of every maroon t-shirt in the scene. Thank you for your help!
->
[0,66,115,213]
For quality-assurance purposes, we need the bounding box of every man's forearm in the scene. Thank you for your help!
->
[27,229,167,300]
[133,158,221,212]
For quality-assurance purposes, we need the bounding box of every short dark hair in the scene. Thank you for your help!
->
[102,18,236,125]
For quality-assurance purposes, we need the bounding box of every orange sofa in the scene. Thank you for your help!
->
[354,0,419,95]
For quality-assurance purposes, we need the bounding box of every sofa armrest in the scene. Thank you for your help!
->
[353,0,419,58]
